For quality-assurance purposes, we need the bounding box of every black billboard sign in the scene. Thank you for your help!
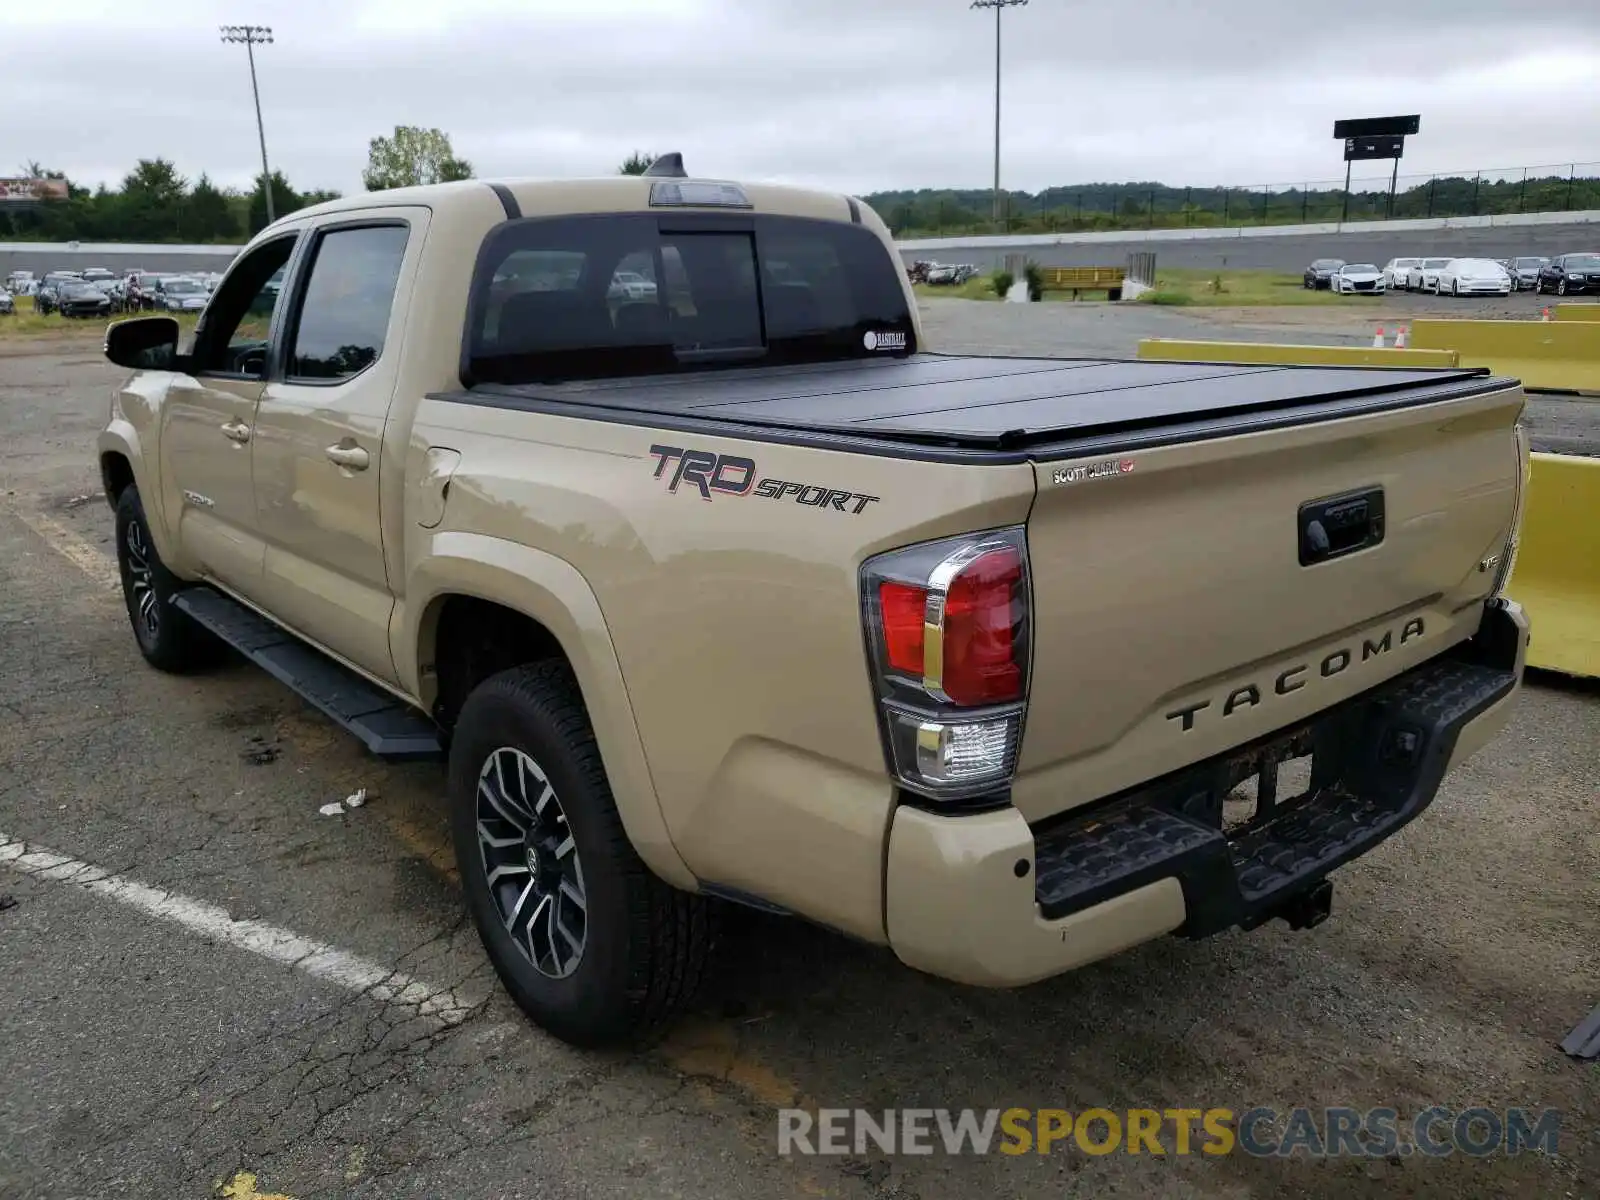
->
[1333,115,1421,139]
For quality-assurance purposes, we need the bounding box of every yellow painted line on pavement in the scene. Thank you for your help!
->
[7,505,120,591]
[217,1170,297,1200]
[660,1017,811,1112]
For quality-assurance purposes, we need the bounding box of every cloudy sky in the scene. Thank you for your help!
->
[4,0,1598,198]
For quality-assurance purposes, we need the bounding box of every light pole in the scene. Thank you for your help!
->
[971,0,1027,231]
[220,24,276,224]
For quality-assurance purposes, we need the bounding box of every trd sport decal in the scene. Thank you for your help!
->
[649,444,881,514]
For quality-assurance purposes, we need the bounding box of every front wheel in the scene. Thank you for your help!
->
[114,485,219,673]
[449,662,716,1047]
[1557,279,1568,296]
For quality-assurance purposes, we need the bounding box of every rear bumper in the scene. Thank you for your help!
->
[884,599,1527,988]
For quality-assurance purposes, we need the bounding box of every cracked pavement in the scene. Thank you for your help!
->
[0,329,1595,1199]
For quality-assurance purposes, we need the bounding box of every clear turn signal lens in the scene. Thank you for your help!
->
[883,708,1020,797]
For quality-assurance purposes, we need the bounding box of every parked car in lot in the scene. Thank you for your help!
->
[97,165,1531,1048]
[1381,258,1421,290]
[1507,257,1549,290]
[1536,253,1600,296]
[1406,257,1453,293]
[1435,258,1512,297]
[0,288,13,315]
[1302,258,1344,289]
[154,276,209,313]
[606,269,657,301]
[52,280,113,318]
[1331,263,1385,295]
[4,270,34,294]
[80,268,116,285]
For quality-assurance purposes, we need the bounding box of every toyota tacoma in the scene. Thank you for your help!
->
[97,155,1531,1047]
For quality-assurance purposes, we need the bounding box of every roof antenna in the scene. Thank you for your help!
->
[643,152,687,179]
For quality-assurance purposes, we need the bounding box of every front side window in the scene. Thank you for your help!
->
[287,225,409,381]
[466,213,916,385]
[189,236,297,376]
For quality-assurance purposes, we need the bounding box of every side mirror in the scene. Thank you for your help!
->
[105,316,180,371]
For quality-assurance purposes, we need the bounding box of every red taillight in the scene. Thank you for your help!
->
[879,581,927,675]
[862,528,1030,800]
[941,548,1022,704]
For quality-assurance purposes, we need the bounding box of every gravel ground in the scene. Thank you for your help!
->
[1,334,1596,1200]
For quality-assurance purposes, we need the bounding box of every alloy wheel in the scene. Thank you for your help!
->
[124,518,160,642]
[476,746,588,979]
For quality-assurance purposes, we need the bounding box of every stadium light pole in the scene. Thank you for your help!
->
[971,0,1027,231]
[220,25,276,223]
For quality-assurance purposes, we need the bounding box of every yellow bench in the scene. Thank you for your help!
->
[1039,266,1126,301]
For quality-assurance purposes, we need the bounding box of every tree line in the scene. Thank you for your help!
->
[1,131,663,244]
[15,128,1590,244]
[866,170,1600,238]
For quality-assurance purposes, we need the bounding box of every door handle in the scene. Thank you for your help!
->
[221,420,251,443]
[325,443,370,471]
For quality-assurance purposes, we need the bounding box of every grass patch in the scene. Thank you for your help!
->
[0,305,202,338]
[1137,269,1346,307]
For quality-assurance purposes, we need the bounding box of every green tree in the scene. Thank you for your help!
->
[248,171,304,234]
[362,126,473,191]
[618,151,656,176]
[186,174,239,242]
[117,158,189,240]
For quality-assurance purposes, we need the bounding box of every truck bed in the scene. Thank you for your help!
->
[452,353,1511,460]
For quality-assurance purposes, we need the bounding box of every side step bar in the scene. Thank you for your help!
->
[172,588,443,761]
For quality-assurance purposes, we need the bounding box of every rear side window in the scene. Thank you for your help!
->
[465,213,915,385]
[288,224,409,381]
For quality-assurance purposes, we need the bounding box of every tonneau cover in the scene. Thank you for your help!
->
[462,353,1505,454]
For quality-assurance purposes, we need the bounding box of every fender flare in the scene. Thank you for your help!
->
[96,421,180,567]
[402,532,697,891]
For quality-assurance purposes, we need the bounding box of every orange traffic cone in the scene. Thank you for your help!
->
[1372,326,1386,349]
[1394,325,1408,349]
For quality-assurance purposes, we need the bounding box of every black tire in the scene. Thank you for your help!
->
[449,661,715,1047]
[113,485,219,673]
[1557,279,1567,296]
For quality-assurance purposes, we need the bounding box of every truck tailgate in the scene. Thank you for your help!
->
[1012,382,1525,824]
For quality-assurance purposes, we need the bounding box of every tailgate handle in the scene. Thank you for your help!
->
[1299,486,1385,566]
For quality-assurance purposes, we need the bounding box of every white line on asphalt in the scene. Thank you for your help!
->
[7,506,121,591]
[0,832,481,1026]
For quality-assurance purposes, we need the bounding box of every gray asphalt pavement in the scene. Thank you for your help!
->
[1,333,1596,1199]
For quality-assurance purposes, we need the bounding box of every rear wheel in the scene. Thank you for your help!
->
[449,662,716,1047]
[114,485,220,673]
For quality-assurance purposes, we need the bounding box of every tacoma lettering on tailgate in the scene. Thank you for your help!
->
[1166,617,1426,732]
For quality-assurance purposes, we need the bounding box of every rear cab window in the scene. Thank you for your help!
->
[464,213,916,386]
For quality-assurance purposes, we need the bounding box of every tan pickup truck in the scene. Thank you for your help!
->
[98,156,1531,1047]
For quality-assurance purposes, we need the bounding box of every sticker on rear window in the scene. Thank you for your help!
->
[863,330,906,351]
